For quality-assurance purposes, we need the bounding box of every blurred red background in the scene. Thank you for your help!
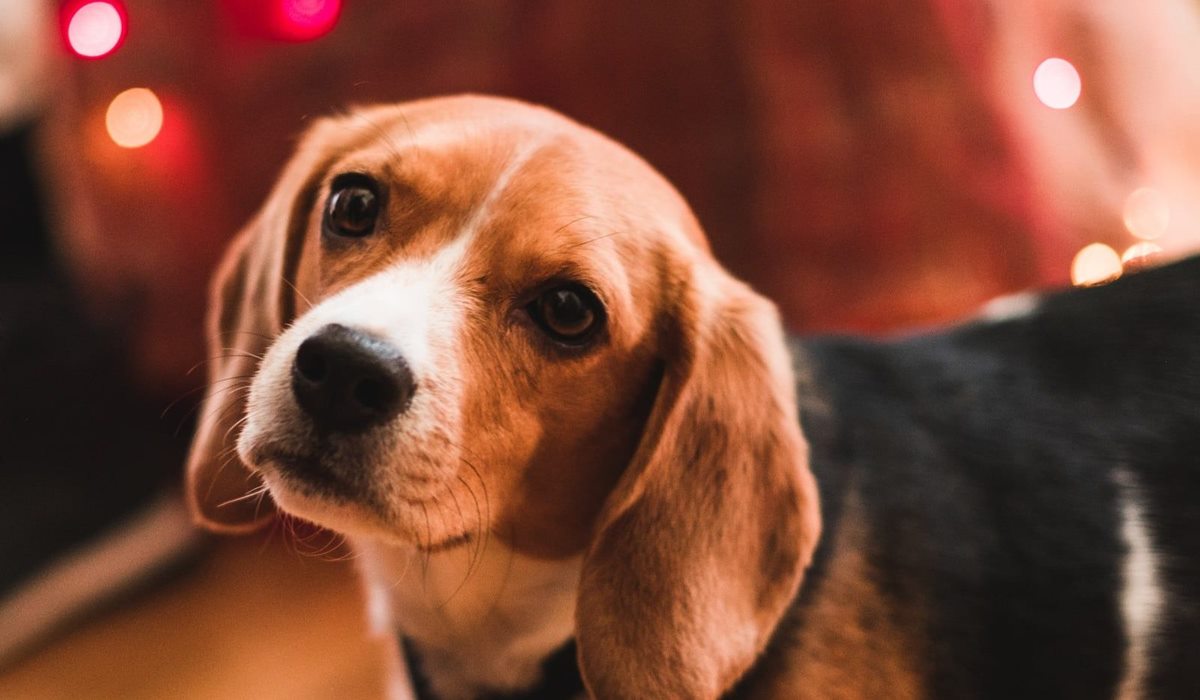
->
[29,0,1200,395]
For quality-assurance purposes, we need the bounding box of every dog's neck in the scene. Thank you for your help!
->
[351,535,581,699]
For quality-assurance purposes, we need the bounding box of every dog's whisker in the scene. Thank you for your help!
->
[429,492,478,610]
[202,451,241,504]
[456,452,492,575]
[215,330,275,342]
[280,275,314,313]
[221,413,251,450]
[312,530,349,560]
[455,472,486,585]
[395,111,420,156]
[418,501,434,588]
[161,374,253,420]
[185,351,264,377]
[481,521,519,621]
[169,382,250,435]
[349,109,411,165]
[253,516,277,558]
[552,214,598,237]
[565,229,622,250]
[216,442,241,463]
[216,482,271,509]
[293,526,345,561]
[209,390,251,424]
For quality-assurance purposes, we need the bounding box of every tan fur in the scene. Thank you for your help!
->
[574,259,821,698]
[738,490,926,700]
[185,95,823,698]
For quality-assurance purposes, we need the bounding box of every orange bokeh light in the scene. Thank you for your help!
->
[106,88,163,149]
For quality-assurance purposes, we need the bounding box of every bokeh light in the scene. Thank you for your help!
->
[66,1,125,58]
[274,0,341,41]
[1033,58,1082,109]
[1123,187,1171,241]
[1071,243,1122,286]
[1121,241,1163,271]
[105,88,163,148]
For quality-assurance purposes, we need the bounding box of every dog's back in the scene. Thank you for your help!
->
[774,256,1200,698]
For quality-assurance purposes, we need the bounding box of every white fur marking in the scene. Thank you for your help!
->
[460,137,547,241]
[354,537,581,700]
[1114,466,1163,700]
[293,234,473,378]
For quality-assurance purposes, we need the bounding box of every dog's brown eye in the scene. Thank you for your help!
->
[324,176,380,238]
[529,284,603,344]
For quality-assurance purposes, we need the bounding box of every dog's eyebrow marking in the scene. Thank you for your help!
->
[1113,465,1163,700]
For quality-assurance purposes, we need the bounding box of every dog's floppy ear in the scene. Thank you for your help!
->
[575,270,821,698]
[185,118,342,532]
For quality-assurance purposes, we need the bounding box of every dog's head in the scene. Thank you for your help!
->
[186,95,820,697]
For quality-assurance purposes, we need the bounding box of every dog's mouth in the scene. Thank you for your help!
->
[251,446,362,501]
[247,444,478,552]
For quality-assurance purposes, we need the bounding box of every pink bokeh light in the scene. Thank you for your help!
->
[272,0,342,42]
[65,1,126,59]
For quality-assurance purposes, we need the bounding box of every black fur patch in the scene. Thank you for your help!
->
[781,255,1200,698]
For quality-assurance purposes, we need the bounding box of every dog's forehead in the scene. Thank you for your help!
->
[333,111,635,210]
[325,100,701,238]
[318,106,680,268]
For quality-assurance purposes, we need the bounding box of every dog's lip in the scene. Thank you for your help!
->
[252,443,447,498]
[251,446,353,495]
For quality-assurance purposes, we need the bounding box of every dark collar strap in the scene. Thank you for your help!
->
[402,637,584,700]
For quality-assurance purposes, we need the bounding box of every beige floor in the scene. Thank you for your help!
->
[0,533,391,700]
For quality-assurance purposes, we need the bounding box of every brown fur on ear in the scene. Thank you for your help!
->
[185,118,345,532]
[575,270,821,698]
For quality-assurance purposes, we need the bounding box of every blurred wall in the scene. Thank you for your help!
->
[33,0,1200,392]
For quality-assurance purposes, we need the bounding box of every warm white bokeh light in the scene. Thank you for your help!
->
[105,88,163,148]
[1123,187,1171,241]
[1033,58,1082,109]
[67,2,123,58]
[1071,243,1122,286]
[1121,241,1163,270]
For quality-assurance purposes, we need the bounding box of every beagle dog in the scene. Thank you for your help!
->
[185,95,1200,699]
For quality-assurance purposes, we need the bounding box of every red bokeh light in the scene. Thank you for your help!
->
[223,0,342,42]
[272,0,342,42]
[62,0,127,59]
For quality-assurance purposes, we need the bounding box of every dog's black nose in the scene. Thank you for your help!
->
[291,324,415,433]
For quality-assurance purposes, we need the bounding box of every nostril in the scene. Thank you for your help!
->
[295,341,328,382]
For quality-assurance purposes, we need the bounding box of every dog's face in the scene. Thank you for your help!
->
[236,99,682,557]
[187,96,820,698]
